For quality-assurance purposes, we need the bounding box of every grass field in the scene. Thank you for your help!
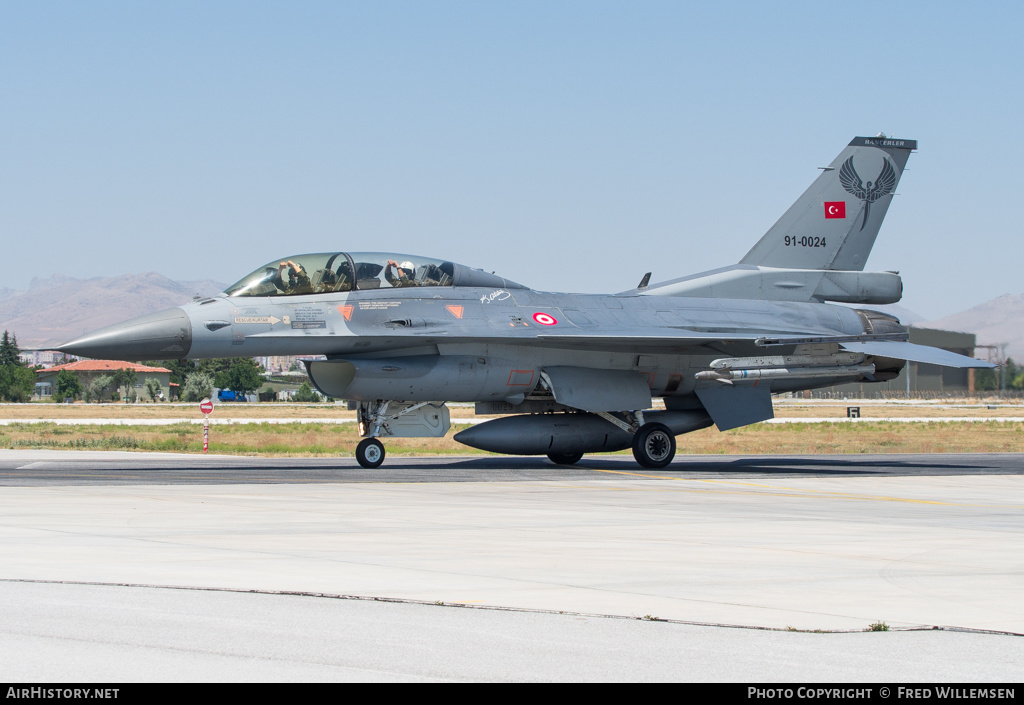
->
[3,398,1024,419]
[2,399,1023,456]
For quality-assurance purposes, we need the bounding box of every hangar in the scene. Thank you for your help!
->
[823,327,981,398]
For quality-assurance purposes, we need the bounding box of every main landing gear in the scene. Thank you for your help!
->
[544,421,677,468]
[541,413,679,469]
[592,411,678,469]
[630,422,676,469]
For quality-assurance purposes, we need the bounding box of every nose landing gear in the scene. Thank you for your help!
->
[352,400,451,469]
[355,437,385,469]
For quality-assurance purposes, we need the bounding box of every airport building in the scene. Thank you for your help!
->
[820,327,981,398]
[35,360,173,401]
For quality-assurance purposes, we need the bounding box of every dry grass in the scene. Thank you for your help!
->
[0,421,488,457]
[2,419,1022,457]
[4,398,1024,420]
[0,402,359,420]
[770,401,1024,419]
[676,421,1024,455]
[4,397,1023,457]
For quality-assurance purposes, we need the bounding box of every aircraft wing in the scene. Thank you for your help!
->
[247,324,994,369]
[246,327,775,355]
[534,331,770,351]
[537,331,995,368]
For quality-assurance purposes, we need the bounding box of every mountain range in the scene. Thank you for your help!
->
[0,273,225,350]
[919,294,1024,363]
[1,273,1020,362]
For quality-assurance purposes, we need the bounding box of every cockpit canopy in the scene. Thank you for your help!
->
[224,252,525,298]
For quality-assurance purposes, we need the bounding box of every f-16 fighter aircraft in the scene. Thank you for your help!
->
[55,135,993,468]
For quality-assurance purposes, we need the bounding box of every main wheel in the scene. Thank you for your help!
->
[547,451,584,465]
[631,423,676,469]
[355,438,385,469]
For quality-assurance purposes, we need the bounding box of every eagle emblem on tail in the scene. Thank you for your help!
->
[839,156,897,231]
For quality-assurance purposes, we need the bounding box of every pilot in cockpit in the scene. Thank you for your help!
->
[385,260,417,287]
[275,260,312,294]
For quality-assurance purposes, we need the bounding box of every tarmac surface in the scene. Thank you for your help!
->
[1,449,1022,681]
[4,449,1024,485]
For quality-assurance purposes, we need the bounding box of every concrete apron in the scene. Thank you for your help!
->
[1,473,1021,633]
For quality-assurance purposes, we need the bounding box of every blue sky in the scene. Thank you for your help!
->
[2,1,1021,319]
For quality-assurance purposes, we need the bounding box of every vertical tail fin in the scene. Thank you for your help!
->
[740,136,917,271]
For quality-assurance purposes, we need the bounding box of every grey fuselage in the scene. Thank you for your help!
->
[179,284,879,404]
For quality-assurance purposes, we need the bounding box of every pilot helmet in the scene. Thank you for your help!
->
[400,261,416,277]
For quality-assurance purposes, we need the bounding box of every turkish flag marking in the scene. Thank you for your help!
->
[446,305,464,319]
[824,201,846,219]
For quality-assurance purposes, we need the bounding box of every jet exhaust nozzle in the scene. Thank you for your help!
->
[55,307,193,361]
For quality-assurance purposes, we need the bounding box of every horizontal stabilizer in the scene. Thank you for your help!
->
[837,341,996,368]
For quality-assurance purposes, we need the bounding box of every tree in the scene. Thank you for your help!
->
[0,331,21,366]
[144,378,162,402]
[0,331,34,402]
[54,369,82,402]
[0,366,34,402]
[292,380,319,402]
[112,367,138,402]
[197,358,232,380]
[224,358,265,397]
[193,358,264,395]
[84,374,114,403]
[1004,358,1023,391]
[181,372,215,402]
[146,359,195,387]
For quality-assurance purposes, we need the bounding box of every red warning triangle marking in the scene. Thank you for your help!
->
[338,305,353,321]
[446,305,464,319]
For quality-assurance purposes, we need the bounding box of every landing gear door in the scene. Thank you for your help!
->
[542,367,652,412]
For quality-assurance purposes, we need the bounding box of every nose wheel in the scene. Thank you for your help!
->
[631,423,676,469]
[355,438,385,469]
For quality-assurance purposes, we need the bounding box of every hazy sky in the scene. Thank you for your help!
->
[2,1,1021,319]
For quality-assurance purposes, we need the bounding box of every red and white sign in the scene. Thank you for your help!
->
[532,312,558,326]
[200,399,214,415]
[824,201,846,219]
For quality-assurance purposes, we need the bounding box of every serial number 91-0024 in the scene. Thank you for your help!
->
[784,236,826,247]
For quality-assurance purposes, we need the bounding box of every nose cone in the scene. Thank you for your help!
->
[56,307,193,361]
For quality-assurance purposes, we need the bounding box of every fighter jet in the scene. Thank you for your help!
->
[55,135,993,468]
